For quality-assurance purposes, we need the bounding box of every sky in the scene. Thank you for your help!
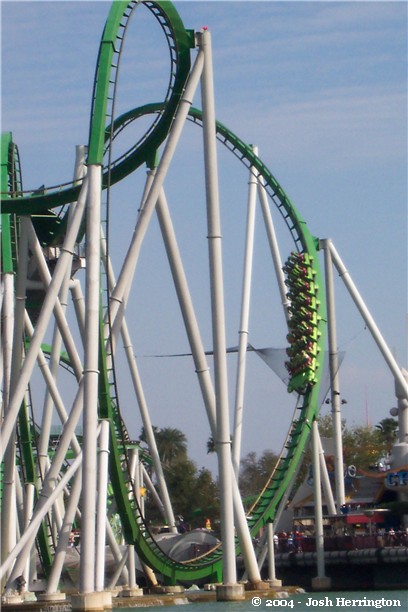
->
[1,0,407,476]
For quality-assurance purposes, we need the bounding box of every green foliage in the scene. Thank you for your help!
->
[140,426,219,528]
[140,425,187,466]
[375,417,398,445]
[317,413,397,471]
[139,415,398,529]
[238,450,279,510]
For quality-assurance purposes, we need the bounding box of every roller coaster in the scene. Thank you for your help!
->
[1,0,406,604]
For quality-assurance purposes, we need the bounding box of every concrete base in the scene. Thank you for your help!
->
[311,576,332,591]
[246,581,272,590]
[268,579,283,588]
[71,591,112,610]
[204,583,219,591]
[20,592,37,602]
[216,583,245,601]
[37,592,67,602]
[120,587,144,597]
[151,585,185,594]
[2,595,23,605]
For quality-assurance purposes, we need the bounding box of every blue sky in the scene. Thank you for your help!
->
[1,1,407,473]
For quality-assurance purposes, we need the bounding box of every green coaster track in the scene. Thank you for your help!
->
[1,0,326,586]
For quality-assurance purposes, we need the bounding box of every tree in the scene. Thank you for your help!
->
[155,427,187,466]
[316,414,393,472]
[342,425,385,471]
[239,450,279,510]
[375,417,398,446]
[139,425,187,467]
[139,426,219,528]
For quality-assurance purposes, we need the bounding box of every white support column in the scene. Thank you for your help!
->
[320,239,345,508]
[198,29,242,599]
[95,420,110,592]
[2,453,83,583]
[328,240,408,395]
[4,383,86,586]
[232,148,258,478]
[22,484,35,592]
[27,225,84,380]
[317,433,337,516]
[105,519,129,584]
[1,217,29,576]
[24,312,81,455]
[127,546,136,589]
[311,420,331,591]
[0,179,88,459]
[45,470,82,596]
[71,278,86,336]
[101,226,177,532]
[121,545,143,598]
[395,369,408,447]
[266,522,281,587]
[106,48,205,340]
[142,465,166,520]
[80,163,102,595]
[38,148,87,480]
[155,188,216,434]
[156,187,262,586]
[391,369,408,526]
[1,272,14,412]
[257,178,290,322]
[107,549,129,591]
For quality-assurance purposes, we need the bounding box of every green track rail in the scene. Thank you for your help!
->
[1,133,54,573]
[95,104,327,582]
[1,1,193,216]
[1,0,327,585]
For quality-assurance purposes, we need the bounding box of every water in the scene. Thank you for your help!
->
[112,590,408,611]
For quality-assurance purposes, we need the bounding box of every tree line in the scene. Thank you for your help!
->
[139,416,398,530]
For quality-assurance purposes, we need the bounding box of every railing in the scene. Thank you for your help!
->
[276,532,408,553]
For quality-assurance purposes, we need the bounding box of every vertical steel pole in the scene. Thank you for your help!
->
[312,419,326,580]
[317,433,337,516]
[80,163,102,594]
[1,273,14,413]
[266,522,281,585]
[320,239,345,508]
[1,217,29,575]
[198,28,236,585]
[95,420,110,592]
[22,484,35,591]
[392,370,408,528]
[396,370,408,446]
[127,546,137,590]
[395,369,408,447]
[156,188,261,584]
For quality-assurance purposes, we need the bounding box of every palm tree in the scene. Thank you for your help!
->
[207,434,216,454]
[155,427,188,466]
[375,417,398,447]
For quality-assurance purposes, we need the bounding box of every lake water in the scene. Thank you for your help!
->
[112,589,408,611]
